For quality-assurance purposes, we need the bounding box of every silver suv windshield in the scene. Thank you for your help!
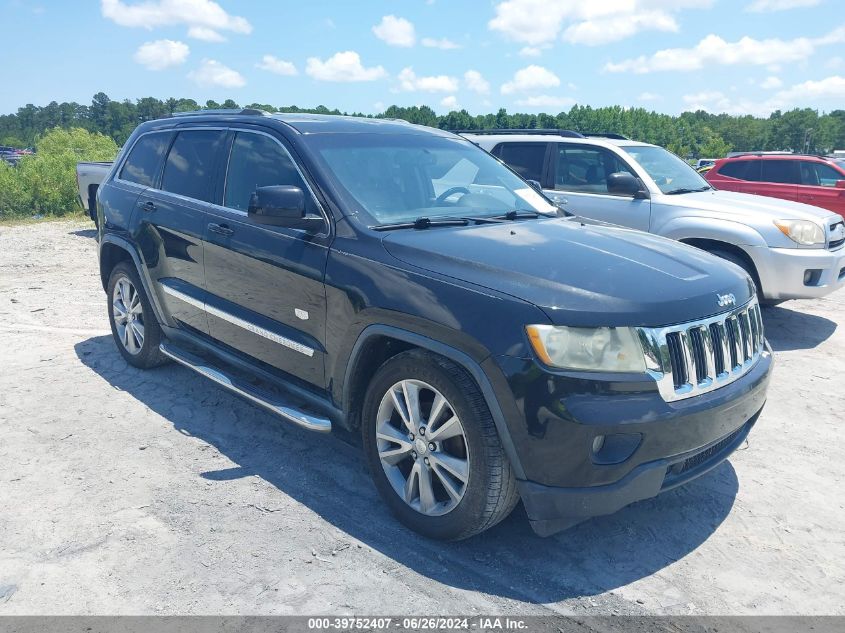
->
[309,134,556,225]
[622,145,712,195]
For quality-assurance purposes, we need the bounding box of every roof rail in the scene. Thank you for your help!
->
[455,129,585,138]
[170,108,269,118]
[582,132,630,140]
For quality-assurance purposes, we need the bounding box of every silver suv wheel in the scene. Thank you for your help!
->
[376,379,469,516]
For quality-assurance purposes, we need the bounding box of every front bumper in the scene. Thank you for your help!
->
[752,245,845,300]
[489,344,772,536]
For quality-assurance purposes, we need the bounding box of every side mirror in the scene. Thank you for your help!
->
[607,172,649,199]
[835,180,845,189]
[248,185,323,231]
[526,179,542,192]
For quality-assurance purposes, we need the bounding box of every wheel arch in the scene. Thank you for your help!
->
[99,235,167,324]
[678,237,763,291]
[343,324,527,480]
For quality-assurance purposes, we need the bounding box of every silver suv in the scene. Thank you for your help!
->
[465,131,845,303]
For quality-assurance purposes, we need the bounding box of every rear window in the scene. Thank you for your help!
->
[161,130,226,202]
[495,143,546,182]
[717,159,761,181]
[761,160,800,185]
[119,133,171,187]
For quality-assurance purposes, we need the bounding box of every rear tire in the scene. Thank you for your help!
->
[361,349,519,540]
[106,261,168,369]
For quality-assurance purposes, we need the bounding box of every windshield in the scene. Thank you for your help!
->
[308,134,556,225]
[622,145,712,194]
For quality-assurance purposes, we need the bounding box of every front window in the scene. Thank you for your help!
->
[621,145,711,195]
[309,134,556,225]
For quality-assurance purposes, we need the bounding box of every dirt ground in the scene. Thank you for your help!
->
[0,218,843,616]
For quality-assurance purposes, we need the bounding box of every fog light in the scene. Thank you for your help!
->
[803,269,822,286]
[591,435,605,454]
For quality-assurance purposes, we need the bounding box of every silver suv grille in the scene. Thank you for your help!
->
[829,220,845,250]
[637,299,765,402]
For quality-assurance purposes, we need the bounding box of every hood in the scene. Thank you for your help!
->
[382,218,755,328]
[663,189,836,224]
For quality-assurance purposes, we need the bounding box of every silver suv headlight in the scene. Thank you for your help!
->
[525,325,646,372]
[774,219,825,246]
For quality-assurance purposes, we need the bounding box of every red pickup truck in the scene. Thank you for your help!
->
[706,154,845,220]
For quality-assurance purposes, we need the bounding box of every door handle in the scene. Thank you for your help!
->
[208,222,234,237]
[141,201,156,212]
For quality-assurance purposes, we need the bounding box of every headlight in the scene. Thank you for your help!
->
[774,219,825,246]
[525,325,646,372]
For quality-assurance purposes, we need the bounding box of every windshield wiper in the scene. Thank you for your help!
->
[372,217,470,231]
[492,210,547,220]
[665,186,713,195]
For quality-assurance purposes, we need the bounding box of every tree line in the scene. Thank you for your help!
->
[2,92,844,159]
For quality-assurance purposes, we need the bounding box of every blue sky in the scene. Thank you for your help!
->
[2,0,844,116]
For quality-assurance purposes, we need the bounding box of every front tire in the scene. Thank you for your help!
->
[106,261,167,369]
[362,350,519,540]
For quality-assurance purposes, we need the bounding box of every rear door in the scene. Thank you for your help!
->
[546,143,649,230]
[202,129,331,389]
[758,159,800,203]
[798,160,845,216]
[135,128,227,334]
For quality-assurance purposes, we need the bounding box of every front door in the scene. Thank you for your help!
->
[545,143,650,231]
[798,161,845,217]
[202,130,330,389]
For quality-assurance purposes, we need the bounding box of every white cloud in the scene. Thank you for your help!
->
[187,59,245,88]
[489,0,712,46]
[605,27,845,73]
[777,75,845,102]
[133,39,189,70]
[397,67,459,92]
[306,51,386,82]
[372,15,415,47]
[256,55,297,76]
[501,65,560,94]
[519,46,543,57]
[464,70,490,94]
[187,26,225,42]
[682,75,845,116]
[101,0,251,37]
[760,75,783,89]
[514,95,575,108]
[562,10,678,46]
[422,37,460,50]
[638,91,661,101]
[441,95,459,110]
[746,0,821,11]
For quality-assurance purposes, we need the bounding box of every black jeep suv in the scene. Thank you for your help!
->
[97,110,772,539]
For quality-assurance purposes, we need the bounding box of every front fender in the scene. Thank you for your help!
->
[656,216,769,248]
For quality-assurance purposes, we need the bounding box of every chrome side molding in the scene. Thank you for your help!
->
[159,341,331,433]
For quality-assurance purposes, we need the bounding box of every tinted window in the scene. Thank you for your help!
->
[495,143,546,182]
[718,159,761,181]
[161,130,226,202]
[800,161,843,187]
[555,145,635,194]
[119,133,170,186]
[224,132,314,212]
[761,160,800,185]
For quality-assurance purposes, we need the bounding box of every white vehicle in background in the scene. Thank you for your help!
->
[76,161,113,225]
[464,130,845,303]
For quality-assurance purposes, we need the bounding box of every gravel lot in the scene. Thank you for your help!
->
[1,218,843,616]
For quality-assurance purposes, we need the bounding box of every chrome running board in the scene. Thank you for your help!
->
[159,341,332,433]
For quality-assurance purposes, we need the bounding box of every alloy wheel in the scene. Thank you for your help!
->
[112,276,145,355]
[375,379,470,516]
